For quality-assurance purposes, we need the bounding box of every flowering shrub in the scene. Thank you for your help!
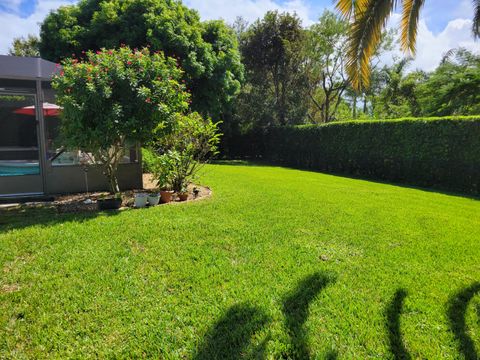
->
[53,47,189,193]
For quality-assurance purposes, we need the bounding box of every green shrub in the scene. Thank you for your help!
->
[141,148,156,173]
[149,113,221,192]
[225,116,480,194]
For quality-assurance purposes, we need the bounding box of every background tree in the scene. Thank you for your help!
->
[39,0,243,121]
[231,16,249,41]
[52,47,189,193]
[8,35,40,57]
[303,11,349,123]
[417,48,480,116]
[239,11,308,127]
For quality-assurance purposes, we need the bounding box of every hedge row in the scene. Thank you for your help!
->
[224,117,480,195]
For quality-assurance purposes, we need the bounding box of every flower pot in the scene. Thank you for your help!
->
[160,190,174,203]
[178,192,189,202]
[134,193,148,208]
[97,198,122,210]
[147,194,160,206]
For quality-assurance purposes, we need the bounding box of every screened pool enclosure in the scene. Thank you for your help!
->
[0,55,142,198]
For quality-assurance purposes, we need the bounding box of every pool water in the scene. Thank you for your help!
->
[0,163,40,176]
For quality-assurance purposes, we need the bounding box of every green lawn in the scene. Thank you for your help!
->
[1,162,479,359]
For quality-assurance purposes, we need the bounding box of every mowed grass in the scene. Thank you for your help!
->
[1,162,479,359]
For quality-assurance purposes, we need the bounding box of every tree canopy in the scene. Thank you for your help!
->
[40,0,243,120]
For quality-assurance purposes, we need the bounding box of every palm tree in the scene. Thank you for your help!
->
[336,0,480,90]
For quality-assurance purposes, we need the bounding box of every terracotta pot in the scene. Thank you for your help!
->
[160,190,174,203]
[178,192,189,202]
[97,198,122,210]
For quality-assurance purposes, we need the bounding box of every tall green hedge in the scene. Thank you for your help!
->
[225,117,480,194]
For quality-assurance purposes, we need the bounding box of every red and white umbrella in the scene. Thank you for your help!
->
[14,102,62,117]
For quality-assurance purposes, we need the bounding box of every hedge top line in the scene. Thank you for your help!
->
[285,115,480,130]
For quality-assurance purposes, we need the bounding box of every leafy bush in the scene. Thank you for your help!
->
[53,46,189,193]
[225,116,480,194]
[141,148,156,173]
[150,113,221,192]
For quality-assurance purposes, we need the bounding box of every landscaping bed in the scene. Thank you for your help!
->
[0,174,211,214]
[55,183,211,213]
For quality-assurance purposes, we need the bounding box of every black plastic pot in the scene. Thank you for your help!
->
[97,198,122,210]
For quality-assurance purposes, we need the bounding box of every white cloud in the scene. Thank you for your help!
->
[184,0,314,26]
[386,14,480,71]
[0,0,73,55]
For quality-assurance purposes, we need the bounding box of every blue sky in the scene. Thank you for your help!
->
[1,0,479,70]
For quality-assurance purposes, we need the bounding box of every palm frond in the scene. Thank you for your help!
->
[473,0,480,38]
[346,0,396,90]
[440,48,456,65]
[400,0,425,53]
[336,0,372,18]
[336,0,357,18]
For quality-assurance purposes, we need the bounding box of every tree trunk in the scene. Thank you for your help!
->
[352,94,357,119]
[105,162,120,194]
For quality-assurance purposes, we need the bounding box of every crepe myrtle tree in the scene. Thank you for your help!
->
[52,46,189,194]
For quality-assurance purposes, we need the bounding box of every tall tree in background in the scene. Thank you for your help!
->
[39,0,243,121]
[8,35,40,57]
[303,11,349,123]
[239,11,308,127]
[336,0,480,90]
[417,48,480,116]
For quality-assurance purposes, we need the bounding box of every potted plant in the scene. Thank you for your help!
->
[134,193,148,208]
[160,188,174,203]
[147,192,160,206]
[152,154,175,204]
[177,184,189,202]
[97,193,122,210]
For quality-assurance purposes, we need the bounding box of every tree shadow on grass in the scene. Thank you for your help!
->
[386,289,411,360]
[282,272,336,359]
[194,303,270,360]
[0,205,120,233]
[448,282,480,360]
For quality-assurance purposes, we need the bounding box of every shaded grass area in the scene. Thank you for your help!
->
[1,163,479,358]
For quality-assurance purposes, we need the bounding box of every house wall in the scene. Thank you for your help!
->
[44,163,143,195]
[0,163,143,196]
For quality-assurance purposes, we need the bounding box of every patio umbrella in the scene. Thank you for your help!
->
[14,102,62,117]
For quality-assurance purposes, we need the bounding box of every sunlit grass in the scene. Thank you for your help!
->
[1,163,479,358]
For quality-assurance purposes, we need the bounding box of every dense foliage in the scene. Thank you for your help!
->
[226,117,480,194]
[39,0,243,121]
[237,11,307,128]
[229,10,393,136]
[52,46,189,193]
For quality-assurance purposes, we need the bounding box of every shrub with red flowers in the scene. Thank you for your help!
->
[52,47,189,193]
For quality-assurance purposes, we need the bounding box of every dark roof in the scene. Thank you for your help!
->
[0,55,58,81]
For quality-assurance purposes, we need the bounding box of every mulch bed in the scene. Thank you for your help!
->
[1,174,212,213]
[55,184,211,213]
